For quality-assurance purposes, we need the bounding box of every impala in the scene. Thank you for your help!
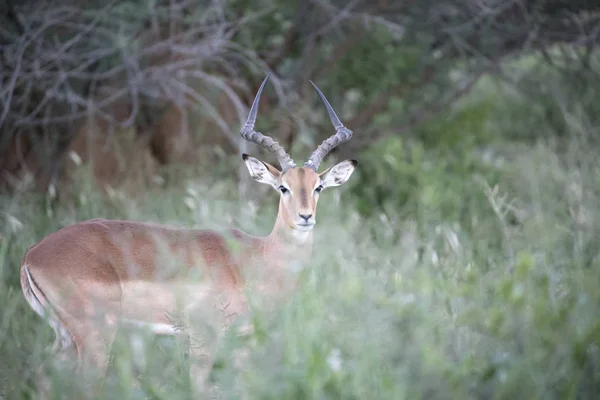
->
[20,73,357,389]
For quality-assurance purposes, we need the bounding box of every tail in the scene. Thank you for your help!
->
[20,262,48,319]
[20,262,73,351]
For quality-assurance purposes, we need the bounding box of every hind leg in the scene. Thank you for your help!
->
[34,315,79,400]
[65,297,120,373]
[47,313,118,400]
[72,319,117,374]
[50,294,121,397]
[53,283,122,376]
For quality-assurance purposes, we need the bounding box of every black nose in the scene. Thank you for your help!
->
[299,213,312,221]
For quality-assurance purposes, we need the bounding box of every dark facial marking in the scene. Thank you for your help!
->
[300,188,308,208]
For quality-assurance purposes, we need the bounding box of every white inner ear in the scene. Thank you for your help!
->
[244,156,279,188]
[321,160,356,188]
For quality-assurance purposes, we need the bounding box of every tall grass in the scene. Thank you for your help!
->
[1,128,599,399]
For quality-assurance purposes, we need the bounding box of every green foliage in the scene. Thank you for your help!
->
[352,94,499,235]
[2,130,600,398]
[3,53,600,399]
[329,33,424,93]
[484,57,600,142]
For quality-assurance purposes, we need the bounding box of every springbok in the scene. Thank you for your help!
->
[19,73,357,388]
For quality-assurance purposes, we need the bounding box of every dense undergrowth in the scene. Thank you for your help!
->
[1,65,600,399]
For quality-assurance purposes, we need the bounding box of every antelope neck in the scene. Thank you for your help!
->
[265,209,314,260]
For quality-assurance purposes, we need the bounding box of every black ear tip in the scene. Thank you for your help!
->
[242,153,250,161]
[350,159,358,167]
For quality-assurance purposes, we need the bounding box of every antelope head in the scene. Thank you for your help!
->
[240,73,357,234]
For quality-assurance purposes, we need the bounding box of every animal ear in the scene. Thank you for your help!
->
[319,159,358,188]
[242,154,281,188]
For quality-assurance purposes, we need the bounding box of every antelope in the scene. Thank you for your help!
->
[19,73,358,389]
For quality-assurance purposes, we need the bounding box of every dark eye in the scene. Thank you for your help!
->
[315,185,323,194]
[279,186,289,194]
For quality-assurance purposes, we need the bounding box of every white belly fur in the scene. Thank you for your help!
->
[118,280,219,327]
[119,319,179,335]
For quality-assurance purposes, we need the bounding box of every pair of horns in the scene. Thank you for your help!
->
[240,73,353,171]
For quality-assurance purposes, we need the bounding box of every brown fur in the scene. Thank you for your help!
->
[19,173,313,384]
[20,156,356,392]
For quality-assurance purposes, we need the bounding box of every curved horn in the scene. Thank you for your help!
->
[240,73,296,171]
[304,81,353,171]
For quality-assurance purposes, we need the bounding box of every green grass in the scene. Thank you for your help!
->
[3,61,600,397]
[1,133,600,399]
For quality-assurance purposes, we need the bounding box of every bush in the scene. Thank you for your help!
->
[2,128,600,398]
[2,53,600,399]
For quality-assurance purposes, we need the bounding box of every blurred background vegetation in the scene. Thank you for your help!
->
[1,0,600,398]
